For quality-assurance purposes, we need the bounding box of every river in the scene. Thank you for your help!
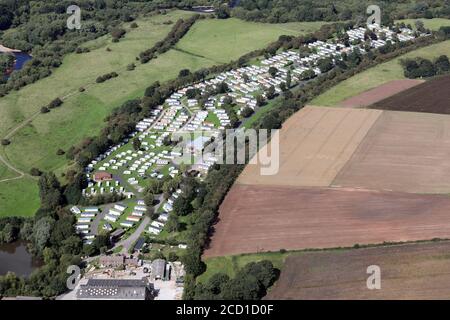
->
[0,241,43,277]
[0,51,32,79]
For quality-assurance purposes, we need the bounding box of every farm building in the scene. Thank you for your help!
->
[76,279,155,300]
[151,259,166,280]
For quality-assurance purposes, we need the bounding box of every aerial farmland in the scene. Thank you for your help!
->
[2,0,450,302]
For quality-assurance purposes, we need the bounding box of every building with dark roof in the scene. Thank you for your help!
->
[133,237,146,252]
[99,255,140,268]
[151,259,166,280]
[76,278,154,300]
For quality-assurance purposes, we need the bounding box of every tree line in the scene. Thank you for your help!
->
[139,14,204,64]
[231,0,450,24]
[401,55,450,78]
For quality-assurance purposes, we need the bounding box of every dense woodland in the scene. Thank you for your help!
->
[401,54,450,78]
[0,0,213,95]
[0,171,115,298]
[0,52,14,74]
[231,0,450,23]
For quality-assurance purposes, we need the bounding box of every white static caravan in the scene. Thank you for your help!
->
[148,225,162,235]
[108,209,122,217]
[104,215,118,223]
[126,215,141,222]
[80,213,96,218]
[120,221,134,228]
[70,206,81,214]
[114,204,127,212]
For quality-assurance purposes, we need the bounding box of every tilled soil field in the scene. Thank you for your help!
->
[371,75,450,114]
[339,79,424,108]
[204,185,450,257]
[332,110,450,194]
[265,241,450,300]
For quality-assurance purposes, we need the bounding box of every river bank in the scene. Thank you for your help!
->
[0,44,21,53]
[0,241,43,277]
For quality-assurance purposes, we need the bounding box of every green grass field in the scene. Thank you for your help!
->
[0,163,16,181]
[198,251,289,283]
[311,39,450,106]
[0,13,327,217]
[0,177,39,217]
[176,18,327,63]
[396,18,450,31]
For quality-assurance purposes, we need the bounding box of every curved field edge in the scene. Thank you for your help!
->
[311,39,450,106]
[0,17,327,217]
[198,239,450,285]
[175,18,327,63]
[396,18,450,31]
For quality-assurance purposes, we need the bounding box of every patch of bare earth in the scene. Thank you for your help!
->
[204,185,450,257]
[371,75,450,114]
[338,79,424,108]
[332,110,450,193]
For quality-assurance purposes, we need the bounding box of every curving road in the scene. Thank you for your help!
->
[114,194,164,253]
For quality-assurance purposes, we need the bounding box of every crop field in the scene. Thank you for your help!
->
[175,18,327,63]
[311,39,450,106]
[338,79,424,108]
[238,106,382,187]
[332,110,450,193]
[0,12,326,217]
[205,185,450,257]
[370,75,450,114]
[207,106,450,257]
[265,241,450,300]
[397,18,450,31]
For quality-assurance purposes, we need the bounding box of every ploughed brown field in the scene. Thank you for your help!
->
[265,241,450,300]
[239,106,450,194]
[204,185,450,257]
[371,75,450,114]
[332,110,450,193]
[206,106,450,257]
[238,106,382,187]
[339,79,424,108]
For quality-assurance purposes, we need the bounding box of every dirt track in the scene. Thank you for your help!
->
[204,185,450,257]
[339,79,424,108]
[333,110,450,193]
[371,75,450,114]
[265,241,450,300]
